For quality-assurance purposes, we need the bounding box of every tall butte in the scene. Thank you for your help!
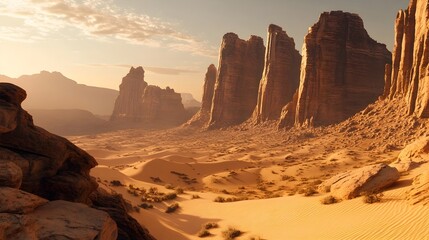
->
[209,33,265,129]
[279,11,392,127]
[385,0,429,117]
[255,24,301,122]
[184,64,217,127]
[111,66,187,127]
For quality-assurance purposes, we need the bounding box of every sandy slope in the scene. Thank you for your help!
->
[71,97,429,240]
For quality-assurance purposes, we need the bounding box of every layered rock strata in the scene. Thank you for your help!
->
[279,11,391,127]
[209,33,265,129]
[255,24,301,122]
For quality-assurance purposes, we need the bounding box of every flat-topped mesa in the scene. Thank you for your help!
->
[110,66,147,121]
[110,66,188,128]
[386,0,429,117]
[280,11,392,128]
[208,33,265,129]
[141,85,187,127]
[184,64,217,127]
[255,24,301,122]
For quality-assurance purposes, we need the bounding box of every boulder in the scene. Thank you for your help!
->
[0,161,23,188]
[90,188,156,240]
[255,24,301,122]
[280,11,391,127]
[209,33,265,128]
[319,164,400,199]
[0,187,48,214]
[391,137,429,172]
[0,197,118,240]
[0,83,98,203]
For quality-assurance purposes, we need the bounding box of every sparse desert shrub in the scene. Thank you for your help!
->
[110,180,123,186]
[204,222,219,230]
[361,192,383,204]
[164,184,174,189]
[198,230,211,238]
[164,192,178,200]
[165,203,180,213]
[303,187,318,197]
[148,187,158,194]
[139,203,153,209]
[133,206,140,213]
[214,196,226,202]
[150,176,163,183]
[175,188,185,194]
[320,195,338,205]
[192,194,200,199]
[222,227,242,240]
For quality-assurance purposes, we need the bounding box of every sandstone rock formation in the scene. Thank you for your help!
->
[0,83,155,240]
[0,83,98,203]
[385,0,429,118]
[111,66,188,128]
[111,66,148,122]
[319,164,400,200]
[185,64,217,127]
[141,86,187,127]
[209,33,265,129]
[0,161,22,188]
[391,136,429,172]
[279,11,391,127]
[90,188,156,240]
[255,24,301,122]
[0,159,117,240]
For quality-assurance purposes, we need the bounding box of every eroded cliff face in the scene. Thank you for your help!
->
[141,86,187,127]
[184,64,217,127]
[111,67,147,121]
[111,66,187,128]
[280,11,392,127]
[386,0,429,117]
[255,24,301,122]
[209,33,265,129]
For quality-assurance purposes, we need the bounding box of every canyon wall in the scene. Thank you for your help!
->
[385,0,429,117]
[280,11,392,127]
[255,24,301,122]
[209,33,265,129]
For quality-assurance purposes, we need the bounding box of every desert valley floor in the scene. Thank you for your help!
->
[70,98,429,240]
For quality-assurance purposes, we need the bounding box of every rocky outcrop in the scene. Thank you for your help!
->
[90,188,156,240]
[0,160,117,240]
[111,66,188,128]
[0,83,156,240]
[391,137,429,172]
[319,164,400,200]
[140,86,187,127]
[111,66,148,122]
[255,24,301,122]
[0,161,22,188]
[185,64,217,127]
[0,83,98,203]
[386,0,429,118]
[209,33,265,129]
[280,11,391,127]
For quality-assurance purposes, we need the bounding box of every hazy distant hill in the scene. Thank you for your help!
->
[29,109,109,136]
[181,93,201,109]
[1,71,119,116]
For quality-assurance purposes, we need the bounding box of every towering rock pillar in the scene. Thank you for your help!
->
[387,0,429,117]
[110,66,147,121]
[209,33,265,129]
[184,64,217,127]
[255,24,301,122]
[280,11,391,127]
